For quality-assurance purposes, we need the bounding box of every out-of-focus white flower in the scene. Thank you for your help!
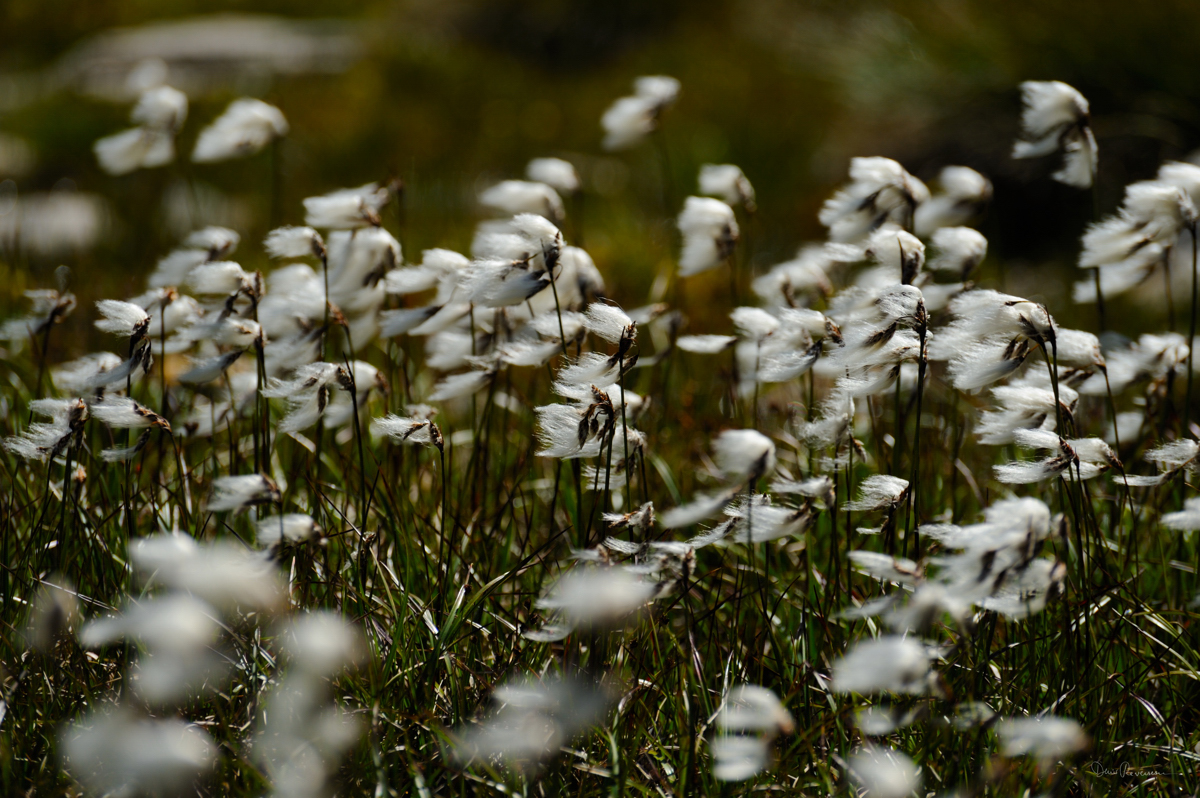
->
[998,715,1090,767]
[524,565,660,641]
[192,98,288,163]
[699,164,756,211]
[713,429,777,481]
[448,674,610,772]
[831,636,932,694]
[601,75,680,150]
[303,183,389,229]
[256,513,321,546]
[480,180,564,222]
[94,86,188,175]
[279,611,366,677]
[914,165,992,235]
[265,225,324,259]
[847,746,922,798]
[129,533,285,612]
[678,196,738,277]
[1012,80,1096,188]
[927,227,987,279]
[61,709,217,796]
[526,157,579,194]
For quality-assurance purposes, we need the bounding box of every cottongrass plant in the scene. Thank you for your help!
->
[4,64,1200,798]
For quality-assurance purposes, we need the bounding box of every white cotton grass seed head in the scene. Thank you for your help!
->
[844,475,909,512]
[192,98,288,163]
[1013,80,1096,188]
[531,565,659,633]
[819,157,929,243]
[80,593,222,654]
[205,474,281,512]
[928,227,988,278]
[601,75,680,151]
[131,85,188,131]
[832,636,932,695]
[61,709,217,797]
[914,165,992,235]
[265,225,323,259]
[847,746,922,798]
[278,611,367,677]
[730,306,779,342]
[710,735,771,782]
[677,334,738,354]
[256,513,320,547]
[584,302,634,344]
[998,716,1090,767]
[717,685,794,735]
[90,397,169,433]
[678,196,739,277]
[303,183,388,229]
[129,533,285,613]
[526,157,579,193]
[713,429,776,482]
[699,163,756,211]
[479,180,564,221]
[94,299,149,338]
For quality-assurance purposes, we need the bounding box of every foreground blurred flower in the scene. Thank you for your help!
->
[447,674,611,772]
[62,710,217,795]
[998,715,1090,768]
[523,565,663,641]
[710,685,794,782]
[847,746,922,798]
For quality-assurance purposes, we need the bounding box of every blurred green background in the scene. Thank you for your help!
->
[4,0,1200,351]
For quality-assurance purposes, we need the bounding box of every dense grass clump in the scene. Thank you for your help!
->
[2,70,1199,798]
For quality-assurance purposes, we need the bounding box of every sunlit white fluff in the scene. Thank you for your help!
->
[129,533,284,612]
[525,565,660,640]
[205,474,281,512]
[256,514,320,546]
[264,225,324,259]
[713,429,777,481]
[95,299,150,340]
